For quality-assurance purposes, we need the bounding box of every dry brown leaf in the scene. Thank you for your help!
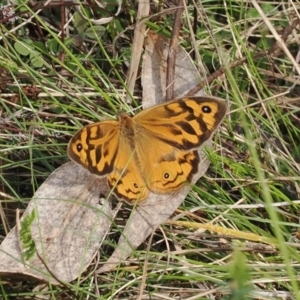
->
[0,162,113,284]
[141,30,205,109]
[97,31,214,273]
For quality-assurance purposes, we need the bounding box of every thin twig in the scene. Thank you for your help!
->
[166,0,184,100]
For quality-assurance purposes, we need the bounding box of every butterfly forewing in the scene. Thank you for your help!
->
[134,97,226,150]
[68,121,120,176]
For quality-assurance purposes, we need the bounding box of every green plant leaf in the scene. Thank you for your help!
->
[73,11,88,33]
[30,53,44,68]
[14,40,32,56]
[84,25,105,39]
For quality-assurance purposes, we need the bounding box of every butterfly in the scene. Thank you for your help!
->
[67,96,227,204]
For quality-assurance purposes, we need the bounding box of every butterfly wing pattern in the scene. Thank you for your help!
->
[68,121,120,176]
[68,97,227,204]
[68,120,148,202]
[133,97,227,196]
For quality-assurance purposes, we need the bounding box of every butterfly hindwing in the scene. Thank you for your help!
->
[134,131,200,194]
[107,137,149,204]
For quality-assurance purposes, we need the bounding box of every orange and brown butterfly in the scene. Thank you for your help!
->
[67,96,227,204]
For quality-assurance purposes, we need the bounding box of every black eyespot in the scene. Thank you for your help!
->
[202,105,212,113]
[76,143,83,152]
[164,172,170,179]
[133,183,138,189]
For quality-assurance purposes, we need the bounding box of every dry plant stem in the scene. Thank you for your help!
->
[166,0,184,100]
[137,225,158,300]
[186,18,300,96]
[60,0,65,42]
[59,0,65,64]
[126,0,150,102]
[32,13,45,41]
[192,0,218,78]
[183,1,204,75]
[166,220,275,245]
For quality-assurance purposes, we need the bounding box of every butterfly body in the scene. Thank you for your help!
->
[68,97,227,204]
